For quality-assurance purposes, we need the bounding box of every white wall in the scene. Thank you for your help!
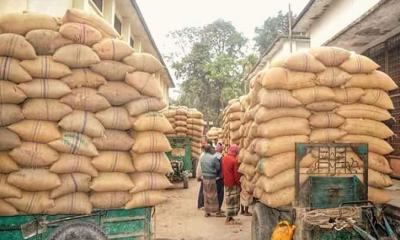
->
[309,0,380,47]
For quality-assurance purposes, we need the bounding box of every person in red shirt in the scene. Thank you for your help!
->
[222,144,241,225]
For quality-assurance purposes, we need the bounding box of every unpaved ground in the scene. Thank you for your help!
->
[154,179,252,240]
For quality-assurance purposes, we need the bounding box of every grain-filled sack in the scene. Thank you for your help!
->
[306,101,340,112]
[134,112,173,133]
[53,44,100,68]
[125,71,163,98]
[93,130,134,151]
[8,120,60,143]
[49,132,98,157]
[240,149,259,166]
[228,112,243,121]
[0,174,21,198]
[308,47,350,66]
[368,169,392,188]
[130,172,172,193]
[125,191,167,209]
[175,120,187,126]
[255,186,294,208]
[10,142,58,167]
[284,52,326,73]
[131,152,173,173]
[50,154,98,177]
[333,88,365,104]
[251,117,310,138]
[345,71,397,91]
[59,111,105,138]
[62,68,106,89]
[22,99,72,121]
[90,60,134,81]
[258,67,315,90]
[95,107,132,130]
[132,131,172,153]
[368,187,391,204]
[125,97,167,116]
[123,53,163,73]
[90,192,131,209]
[93,39,133,60]
[0,12,59,35]
[315,67,351,87]
[25,29,73,55]
[340,54,380,74]
[98,82,140,106]
[18,79,71,99]
[346,151,392,174]
[309,113,344,128]
[292,86,335,104]
[254,106,310,124]
[91,172,134,192]
[340,118,394,139]
[0,199,18,215]
[63,8,119,38]
[92,151,134,173]
[60,87,111,112]
[47,192,92,214]
[256,168,308,193]
[310,128,347,142]
[0,151,19,173]
[50,173,91,198]
[0,33,36,60]
[360,89,394,109]
[339,135,393,155]
[0,57,31,83]
[238,163,256,179]
[0,104,23,126]
[8,169,60,191]
[253,135,309,157]
[59,22,102,45]
[20,56,71,78]
[258,89,301,108]
[187,118,204,125]
[5,191,54,214]
[335,104,392,121]
[0,128,20,150]
[0,81,26,104]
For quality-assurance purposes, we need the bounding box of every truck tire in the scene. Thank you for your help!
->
[183,175,189,189]
[48,221,107,240]
[251,202,270,240]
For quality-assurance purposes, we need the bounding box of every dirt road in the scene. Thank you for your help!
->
[154,179,252,240]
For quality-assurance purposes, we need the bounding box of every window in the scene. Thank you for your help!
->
[114,16,121,34]
[92,0,103,12]
[130,37,134,48]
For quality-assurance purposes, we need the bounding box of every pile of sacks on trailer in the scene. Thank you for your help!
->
[0,9,174,216]
[221,97,247,151]
[206,127,223,142]
[238,47,397,208]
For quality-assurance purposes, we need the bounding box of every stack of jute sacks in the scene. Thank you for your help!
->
[186,108,205,160]
[174,106,189,136]
[240,47,398,208]
[206,127,223,142]
[0,9,172,216]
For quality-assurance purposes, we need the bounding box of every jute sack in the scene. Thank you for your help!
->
[368,187,391,204]
[175,120,187,126]
[238,163,256,180]
[92,151,134,173]
[309,113,344,128]
[335,104,392,121]
[50,173,91,198]
[0,81,26,104]
[0,174,21,198]
[258,89,302,108]
[125,71,163,99]
[333,88,365,104]
[0,33,36,60]
[60,87,111,112]
[251,117,310,138]
[241,149,259,166]
[25,29,73,55]
[50,153,98,177]
[310,128,347,142]
[18,79,71,99]
[10,142,58,167]
[59,22,102,46]
[253,135,309,157]
[93,130,134,151]
[132,131,172,153]
[123,53,163,73]
[360,89,394,109]
[8,120,61,143]
[315,67,351,87]
[98,82,140,106]
[91,172,134,192]
[90,192,131,209]
[22,99,72,121]
[130,173,172,193]
[62,68,106,89]
[339,54,379,74]
[228,112,243,121]
[255,107,310,124]
[174,115,187,121]
[340,118,394,139]
[258,67,315,90]
[0,57,32,83]
[339,135,393,155]
[255,186,294,208]
[20,56,71,78]
[49,132,99,157]
[131,152,173,173]
[284,52,326,73]
[95,107,132,130]
[125,97,167,116]
[0,104,23,126]
[187,118,204,125]
[0,128,20,150]
[59,111,105,138]
[134,112,173,133]
[0,199,18,215]
[53,44,100,68]
[308,47,350,66]
[8,169,61,191]
[125,190,167,209]
[90,60,134,81]
[346,151,392,174]
[228,102,241,113]
[306,101,341,112]
[5,191,54,214]
[368,169,392,188]
[0,12,59,35]
[292,86,335,104]
[0,151,19,173]
[63,8,120,38]
[345,71,397,91]
[256,168,309,193]
[93,39,133,61]
[47,192,92,214]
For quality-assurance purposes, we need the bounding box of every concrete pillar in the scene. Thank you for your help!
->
[103,0,115,27]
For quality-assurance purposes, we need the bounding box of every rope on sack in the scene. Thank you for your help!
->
[300,207,359,230]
